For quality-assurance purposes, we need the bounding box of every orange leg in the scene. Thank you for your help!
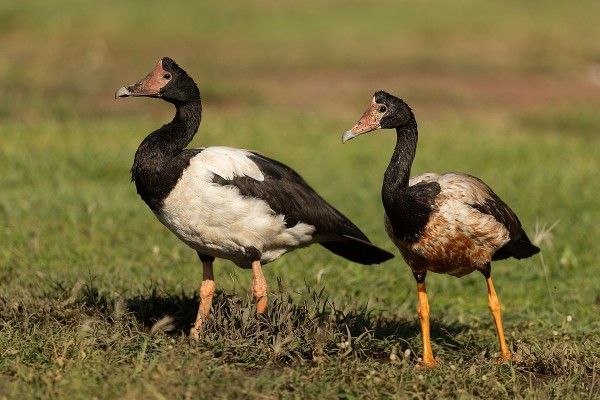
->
[190,260,215,338]
[251,260,268,314]
[485,276,516,362]
[417,281,439,367]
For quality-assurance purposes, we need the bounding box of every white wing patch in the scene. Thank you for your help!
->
[411,172,493,204]
[155,147,315,268]
[198,146,264,181]
[409,172,441,186]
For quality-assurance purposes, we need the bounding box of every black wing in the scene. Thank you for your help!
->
[468,181,540,260]
[211,152,393,264]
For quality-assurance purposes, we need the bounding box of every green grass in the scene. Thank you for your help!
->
[1,0,599,398]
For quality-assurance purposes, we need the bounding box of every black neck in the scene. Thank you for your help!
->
[383,118,418,198]
[150,100,202,155]
[381,110,439,243]
[130,99,202,210]
[133,100,201,168]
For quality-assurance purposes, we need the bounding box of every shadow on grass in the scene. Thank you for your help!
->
[125,288,200,333]
[119,283,469,360]
[0,281,470,364]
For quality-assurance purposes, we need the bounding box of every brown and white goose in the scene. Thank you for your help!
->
[115,58,393,336]
[342,91,539,366]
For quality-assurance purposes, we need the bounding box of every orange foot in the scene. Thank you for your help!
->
[497,352,521,364]
[418,358,440,369]
[189,326,201,341]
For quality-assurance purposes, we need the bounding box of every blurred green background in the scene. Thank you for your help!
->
[3,0,600,123]
[2,0,599,320]
[3,0,600,320]
[1,0,599,396]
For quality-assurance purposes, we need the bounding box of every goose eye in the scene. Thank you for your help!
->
[163,73,171,79]
[378,105,387,113]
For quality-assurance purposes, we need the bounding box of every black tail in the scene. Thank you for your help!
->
[493,235,540,261]
[321,234,394,265]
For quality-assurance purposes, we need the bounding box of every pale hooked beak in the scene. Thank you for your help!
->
[342,100,383,143]
[115,86,131,98]
[342,129,362,143]
[114,59,168,99]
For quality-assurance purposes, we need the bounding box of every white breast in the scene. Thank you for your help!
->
[155,147,316,267]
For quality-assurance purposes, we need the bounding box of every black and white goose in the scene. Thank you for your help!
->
[115,58,393,336]
[342,91,539,366]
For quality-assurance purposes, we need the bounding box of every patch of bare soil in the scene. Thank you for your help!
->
[252,68,600,116]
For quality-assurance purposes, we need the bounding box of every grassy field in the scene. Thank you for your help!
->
[1,0,599,398]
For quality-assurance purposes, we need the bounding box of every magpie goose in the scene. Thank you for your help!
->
[342,91,539,366]
[115,58,393,336]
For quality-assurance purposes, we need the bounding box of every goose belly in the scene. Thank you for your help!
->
[155,172,316,268]
[385,200,510,277]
